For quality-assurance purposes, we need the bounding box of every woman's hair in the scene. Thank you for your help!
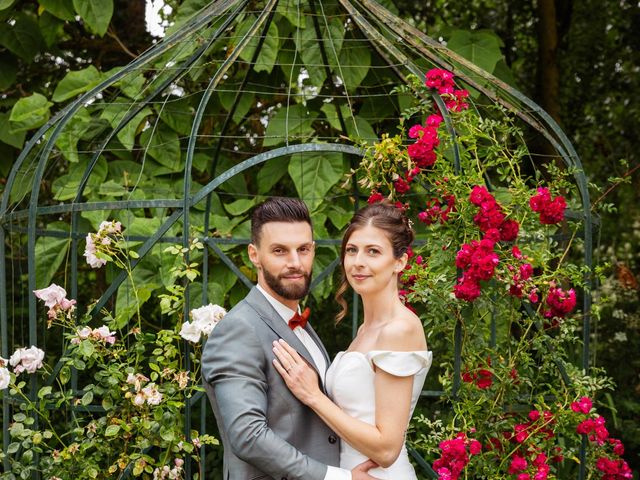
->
[335,201,415,322]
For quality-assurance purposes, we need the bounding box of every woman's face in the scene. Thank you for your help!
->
[343,224,406,296]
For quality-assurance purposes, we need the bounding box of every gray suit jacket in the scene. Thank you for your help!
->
[202,287,341,480]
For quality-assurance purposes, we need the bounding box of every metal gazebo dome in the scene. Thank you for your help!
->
[1,0,593,478]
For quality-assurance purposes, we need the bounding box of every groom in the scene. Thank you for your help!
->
[202,197,377,480]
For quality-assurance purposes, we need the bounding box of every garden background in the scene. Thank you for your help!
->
[0,0,638,478]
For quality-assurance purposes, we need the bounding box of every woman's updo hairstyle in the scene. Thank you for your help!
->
[335,201,415,322]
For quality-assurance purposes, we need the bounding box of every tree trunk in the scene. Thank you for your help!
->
[537,0,561,124]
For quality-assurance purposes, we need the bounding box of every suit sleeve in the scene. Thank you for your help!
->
[201,313,328,480]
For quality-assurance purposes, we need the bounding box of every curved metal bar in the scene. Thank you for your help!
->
[3,200,184,222]
[191,143,365,206]
[89,143,364,322]
[0,0,244,217]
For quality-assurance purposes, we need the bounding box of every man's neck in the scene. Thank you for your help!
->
[257,281,299,311]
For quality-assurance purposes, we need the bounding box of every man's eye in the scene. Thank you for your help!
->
[273,249,284,254]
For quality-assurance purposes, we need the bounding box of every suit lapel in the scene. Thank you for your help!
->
[245,287,321,375]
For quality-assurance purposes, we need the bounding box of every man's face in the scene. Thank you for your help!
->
[248,221,314,306]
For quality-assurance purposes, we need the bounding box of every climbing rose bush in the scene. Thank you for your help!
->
[0,227,218,479]
[355,69,632,478]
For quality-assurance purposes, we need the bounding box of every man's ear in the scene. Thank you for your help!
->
[248,243,259,267]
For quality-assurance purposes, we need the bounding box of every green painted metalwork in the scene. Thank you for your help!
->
[0,0,594,478]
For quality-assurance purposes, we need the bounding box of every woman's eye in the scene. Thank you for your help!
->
[368,249,379,255]
[346,247,357,254]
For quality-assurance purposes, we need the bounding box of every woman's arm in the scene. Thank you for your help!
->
[273,321,422,467]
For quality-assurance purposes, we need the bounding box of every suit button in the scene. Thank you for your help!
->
[281,477,287,480]
[328,434,337,444]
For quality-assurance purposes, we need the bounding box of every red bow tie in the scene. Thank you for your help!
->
[288,307,310,330]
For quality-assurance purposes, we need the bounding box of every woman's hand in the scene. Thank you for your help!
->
[272,339,322,406]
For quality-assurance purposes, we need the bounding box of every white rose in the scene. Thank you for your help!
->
[9,346,45,374]
[178,321,202,343]
[143,384,163,405]
[133,392,146,406]
[190,304,226,337]
[33,284,67,309]
[77,327,92,340]
[0,367,10,389]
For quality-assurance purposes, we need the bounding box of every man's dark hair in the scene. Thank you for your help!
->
[251,197,312,245]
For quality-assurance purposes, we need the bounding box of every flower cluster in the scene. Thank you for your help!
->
[570,397,632,479]
[596,457,633,479]
[453,238,499,301]
[544,284,577,319]
[507,246,537,301]
[84,220,122,269]
[469,186,519,242]
[529,188,566,225]
[179,303,226,343]
[502,410,557,479]
[418,192,456,225]
[462,365,493,389]
[152,458,184,480]
[125,373,163,406]
[425,68,470,112]
[9,345,45,375]
[33,283,76,321]
[71,325,116,345]
[0,357,10,389]
[432,432,482,480]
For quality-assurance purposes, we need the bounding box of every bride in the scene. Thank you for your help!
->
[273,201,432,479]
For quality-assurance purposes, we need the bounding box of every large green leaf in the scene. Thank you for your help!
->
[52,65,102,102]
[218,90,255,124]
[223,198,256,216]
[288,151,344,211]
[114,270,156,329]
[311,246,337,301]
[446,29,504,75]
[257,158,289,194]
[54,107,91,163]
[139,123,181,171]
[294,16,344,87]
[39,12,65,48]
[51,155,108,201]
[236,18,280,74]
[40,0,75,21]
[0,112,26,148]
[335,42,370,90]
[158,96,194,136]
[9,93,52,133]
[35,235,70,289]
[0,0,15,10]
[320,104,377,142]
[73,0,113,36]
[100,101,152,151]
[263,103,317,146]
[0,12,43,61]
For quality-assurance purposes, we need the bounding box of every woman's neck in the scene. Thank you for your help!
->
[360,284,403,326]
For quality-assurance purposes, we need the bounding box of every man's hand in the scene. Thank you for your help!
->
[351,459,381,480]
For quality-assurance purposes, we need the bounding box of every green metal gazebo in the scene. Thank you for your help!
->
[1,0,594,478]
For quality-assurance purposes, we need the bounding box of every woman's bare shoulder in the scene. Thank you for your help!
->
[377,309,426,351]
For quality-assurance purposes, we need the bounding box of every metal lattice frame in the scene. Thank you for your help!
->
[0,0,594,478]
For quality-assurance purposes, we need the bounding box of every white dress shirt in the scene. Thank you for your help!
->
[256,285,352,480]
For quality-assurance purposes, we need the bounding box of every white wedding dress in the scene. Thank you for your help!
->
[325,350,433,479]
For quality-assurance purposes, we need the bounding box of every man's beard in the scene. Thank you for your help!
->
[263,268,312,300]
